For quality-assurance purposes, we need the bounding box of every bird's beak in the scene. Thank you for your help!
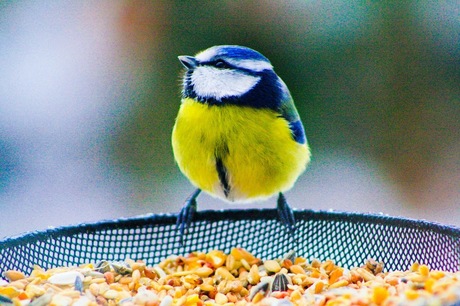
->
[178,55,198,70]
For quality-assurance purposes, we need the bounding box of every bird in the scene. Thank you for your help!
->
[172,45,311,242]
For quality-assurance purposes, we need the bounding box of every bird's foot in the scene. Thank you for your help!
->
[176,189,201,245]
[277,193,296,233]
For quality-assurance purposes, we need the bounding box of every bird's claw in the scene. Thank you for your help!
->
[176,189,201,245]
[277,193,296,233]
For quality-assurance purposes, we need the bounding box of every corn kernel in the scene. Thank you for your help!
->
[429,270,445,280]
[215,292,228,304]
[215,267,235,281]
[3,271,26,282]
[329,280,349,289]
[185,293,201,306]
[310,269,321,278]
[0,286,20,298]
[418,264,430,277]
[230,248,256,262]
[264,260,281,273]
[405,289,419,300]
[314,281,325,294]
[294,257,307,265]
[206,250,226,269]
[425,277,436,293]
[251,292,265,303]
[289,264,304,275]
[329,268,343,284]
[195,267,214,277]
[372,286,389,305]
[290,289,302,301]
[248,265,260,284]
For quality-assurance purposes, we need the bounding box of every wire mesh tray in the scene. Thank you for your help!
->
[1,209,459,278]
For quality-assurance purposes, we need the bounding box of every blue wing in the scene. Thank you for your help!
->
[278,81,307,145]
[287,120,306,144]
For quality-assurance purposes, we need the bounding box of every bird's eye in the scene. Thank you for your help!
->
[214,60,227,68]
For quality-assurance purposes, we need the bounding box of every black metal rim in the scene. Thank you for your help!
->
[1,209,459,249]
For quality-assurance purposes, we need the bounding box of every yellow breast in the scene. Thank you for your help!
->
[172,98,310,202]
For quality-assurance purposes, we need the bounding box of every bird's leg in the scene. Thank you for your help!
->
[277,192,296,233]
[176,188,202,244]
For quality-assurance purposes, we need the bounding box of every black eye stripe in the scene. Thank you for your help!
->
[199,59,260,76]
[201,59,231,69]
[215,60,226,68]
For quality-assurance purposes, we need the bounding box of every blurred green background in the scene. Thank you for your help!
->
[0,1,458,238]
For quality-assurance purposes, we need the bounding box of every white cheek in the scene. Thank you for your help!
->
[191,67,260,100]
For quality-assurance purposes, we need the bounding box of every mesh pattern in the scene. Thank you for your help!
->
[1,209,459,279]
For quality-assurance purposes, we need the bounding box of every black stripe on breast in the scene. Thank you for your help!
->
[215,157,230,198]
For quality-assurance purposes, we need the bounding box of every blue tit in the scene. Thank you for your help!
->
[172,45,311,242]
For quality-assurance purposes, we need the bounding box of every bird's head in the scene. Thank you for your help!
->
[179,45,285,108]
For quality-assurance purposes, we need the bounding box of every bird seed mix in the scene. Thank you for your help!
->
[1,248,459,305]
